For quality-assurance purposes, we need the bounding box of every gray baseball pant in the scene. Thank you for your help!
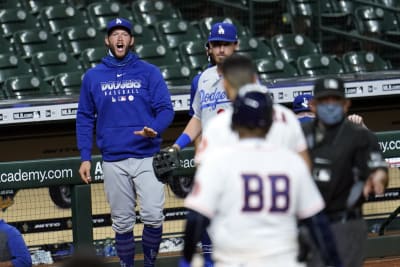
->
[102,157,165,234]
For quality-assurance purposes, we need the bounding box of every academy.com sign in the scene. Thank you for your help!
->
[379,140,400,154]
[376,131,400,158]
[0,168,73,183]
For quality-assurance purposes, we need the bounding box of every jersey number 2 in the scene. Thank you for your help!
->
[241,174,290,213]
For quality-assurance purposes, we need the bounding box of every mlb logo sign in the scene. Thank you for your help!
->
[118,96,127,102]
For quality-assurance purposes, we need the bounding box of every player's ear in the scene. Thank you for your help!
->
[105,35,110,47]
[129,35,134,48]
[233,41,239,51]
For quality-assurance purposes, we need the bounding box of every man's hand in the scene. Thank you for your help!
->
[172,143,181,151]
[363,169,389,197]
[79,161,92,184]
[347,114,367,128]
[134,126,158,138]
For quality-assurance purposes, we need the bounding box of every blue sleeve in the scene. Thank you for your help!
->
[76,73,97,161]
[189,74,201,117]
[148,67,174,135]
[7,227,32,267]
[300,212,343,267]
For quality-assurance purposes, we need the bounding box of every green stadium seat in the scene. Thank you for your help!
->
[0,88,7,99]
[159,65,192,87]
[81,47,106,70]
[196,17,251,39]
[61,25,104,57]
[170,0,207,21]
[131,23,159,45]
[0,0,24,10]
[354,6,400,42]
[236,36,274,60]
[3,74,54,99]
[134,43,181,67]
[0,53,33,85]
[53,70,84,95]
[286,0,353,39]
[24,0,68,15]
[178,40,209,73]
[296,54,344,76]
[31,50,83,82]
[131,0,182,27]
[86,1,134,32]
[13,29,62,60]
[0,8,41,38]
[342,51,392,73]
[255,57,299,81]
[39,4,89,35]
[375,0,400,8]
[155,19,203,50]
[0,35,13,53]
[270,33,320,65]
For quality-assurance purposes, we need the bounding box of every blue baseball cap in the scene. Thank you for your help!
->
[107,17,132,35]
[208,22,238,43]
[293,94,313,113]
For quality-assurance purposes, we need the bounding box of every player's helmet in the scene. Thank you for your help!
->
[231,90,273,130]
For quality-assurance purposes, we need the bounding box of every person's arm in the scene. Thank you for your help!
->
[300,212,343,267]
[363,131,389,197]
[180,210,210,266]
[76,74,96,162]
[173,86,203,150]
[148,68,175,136]
[76,74,96,183]
[6,227,32,267]
[173,117,202,150]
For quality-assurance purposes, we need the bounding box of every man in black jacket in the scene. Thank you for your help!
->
[302,77,388,267]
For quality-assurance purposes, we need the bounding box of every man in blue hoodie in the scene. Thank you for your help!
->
[0,218,32,267]
[76,17,174,267]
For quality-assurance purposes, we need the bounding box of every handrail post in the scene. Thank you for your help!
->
[71,184,93,250]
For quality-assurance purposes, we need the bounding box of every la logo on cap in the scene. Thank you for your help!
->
[301,97,309,108]
[116,18,122,24]
[218,25,225,35]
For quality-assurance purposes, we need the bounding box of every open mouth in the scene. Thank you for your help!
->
[116,44,124,52]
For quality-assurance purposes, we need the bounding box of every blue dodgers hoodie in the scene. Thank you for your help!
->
[76,52,174,161]
[0,220,32,267]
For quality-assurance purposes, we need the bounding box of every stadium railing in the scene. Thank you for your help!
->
[0,131,400,258]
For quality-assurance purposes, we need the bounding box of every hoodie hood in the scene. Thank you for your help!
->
[101,51,138,68]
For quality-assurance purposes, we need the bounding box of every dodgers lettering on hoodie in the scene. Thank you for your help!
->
[76,52,174,162]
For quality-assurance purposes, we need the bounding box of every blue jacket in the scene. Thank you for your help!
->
[76,52,174,161]
[0,220,32,267]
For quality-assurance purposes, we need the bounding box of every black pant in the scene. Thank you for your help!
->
[307,218,367,267]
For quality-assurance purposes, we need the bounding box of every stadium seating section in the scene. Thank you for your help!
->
[0,0,397,99]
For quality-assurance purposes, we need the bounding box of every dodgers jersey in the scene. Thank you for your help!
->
[195,103,307,163]
[185,139,325,266]
[192,65,231,128]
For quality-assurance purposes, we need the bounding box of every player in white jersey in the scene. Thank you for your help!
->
[172,22,238,150]
[195,54,310,167]
[179,91,343,267]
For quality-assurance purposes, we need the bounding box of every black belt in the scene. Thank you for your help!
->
[327,208,362,223]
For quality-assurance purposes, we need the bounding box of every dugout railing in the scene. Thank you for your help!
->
[0,131,400,258]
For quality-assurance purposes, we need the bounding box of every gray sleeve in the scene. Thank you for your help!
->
[192,84,201,121]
